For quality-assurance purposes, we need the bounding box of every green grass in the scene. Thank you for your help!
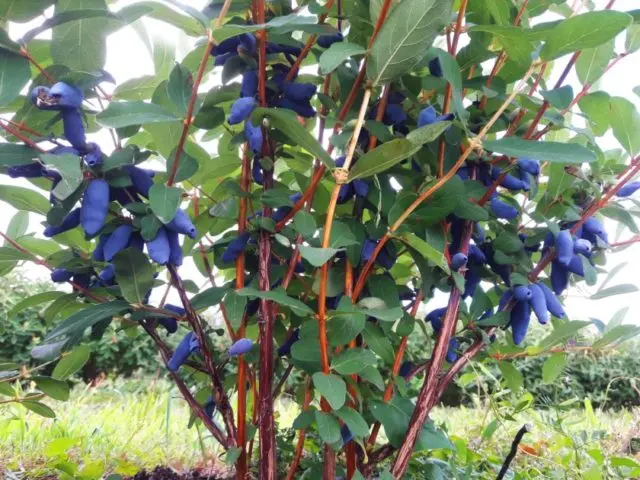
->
[1,377,639,478]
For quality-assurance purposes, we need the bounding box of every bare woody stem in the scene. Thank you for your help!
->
[168,265,237,445]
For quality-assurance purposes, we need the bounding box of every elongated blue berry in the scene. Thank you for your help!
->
[583,217,608,243]
[103,224,133,261]
[517,157,540,176]
[47,82,84,109]
[490,197,518,219]
[529,283,549,324]
[446,338,458,363]
[551,260,569,295]
[244,120,263,154]
[317,32,343,48]
[51,268,73,283]
[282,82,317,102]
[278,328,300,357]
[98,264,115,285]
[80,179,109,237]
[426,307,447,332]
[228,338,253,356]
[574,238,592,255]
[428,57,443,77]
[166,209,197,239]
[273,97,315,117]
[222,232,251,263]
[125,165,154,198]
[510,300,531,345]
[341,424,354,445]
[468,244,486,264]
[229,97,257,124]
[513,285,532,301]
[204,396,216,418]
[499,290,513,311]
[166,229,183,266]
[537,282,565,318]
[616,181,640,198]
[492,167,527,191]
[398,361,414,379]
[241,69,258,97]
[8,162,46,179]
[167,331,200,372]
[84,143,104,168]
[555,230,573,266]
[147,227,170,265]
[60,109,86,150]
[566,254,584,276]
[92,234,109,261]
[44,208,81,237]
[463,267,481,298]
[451,252,467,271]
[158,317,178,334]
[129,233,145,251]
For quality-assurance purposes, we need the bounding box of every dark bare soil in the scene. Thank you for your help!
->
[127,466,230,480]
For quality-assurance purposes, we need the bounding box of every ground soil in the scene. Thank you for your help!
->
[127,466,232,480]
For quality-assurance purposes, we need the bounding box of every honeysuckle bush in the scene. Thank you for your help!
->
[1,0,640,478]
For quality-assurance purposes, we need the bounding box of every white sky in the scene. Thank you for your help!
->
[2,0,640,326]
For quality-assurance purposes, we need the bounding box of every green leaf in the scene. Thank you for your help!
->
[32,376,70,401]
[319,42,366,74]
[541,11,632,61]
[468,25,535,67]
[592,325,640,349]
[579,91,611,136]
[191,286,226,310]
[483,138,596,164]
[236,287,315,317]
[398,232,450,274]
[0,144,40,167]
[52,345,91,380]
[609,97,640,156]
[0,50,30,107]
[8,291,64,317]
[314,411,341,444]
[539,320,591,349]
[312,372,347,410]
[367,0,454,85]
[45,301,129,343]
[41,153,83,201]
[626,24,640,53]
[167,63,193,117]
[135,1,203,36]
[148,184,181,224]
[299,246,340,267]
[293,211,316,239]
[96,101,178,128]
[542,353,567,383]
[497,361,523,392]
[0,185,50,216]
[223,290,247,330]
[0,246,32,268]
[331,348,377,375]
[50,0,112,72]
[112,248,154,304]
[6,211,29,240]
[113,75,160,101]
[103,147,136,171]
[591,283,638,300]
[292,410,315,429]
[0,0,55,23]
[253,108,334,168]
[23,401,56,418]
[336,407,370,437]
[541,86,574,110]
[348,139,420,180]
[167,148,199,183]
[362,323,394,364]
[358,365,385,390]
[406,120,452,146]
[576,40,615,85]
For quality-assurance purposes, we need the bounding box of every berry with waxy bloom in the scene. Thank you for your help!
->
[103,225,133,261]
[428,57,443,77]
[228,338,253,356]
[555,230,574,266]
[616,181,640,198]
[44,208,81,237]
[529,283,549,324]
[513,285,532,301]
[221,232,251,263]
[51,268,73,283]
[490,197,518,220]
[450,252,468,271]
[146,227,171,265]
[517,157,541,176]
[537,282,565,318]
[167,332,200,372]
[228,97,257,125]
[417,105,454,127]
[80,179,109,237]
[510,299,531,345]
[317,32,343,48]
